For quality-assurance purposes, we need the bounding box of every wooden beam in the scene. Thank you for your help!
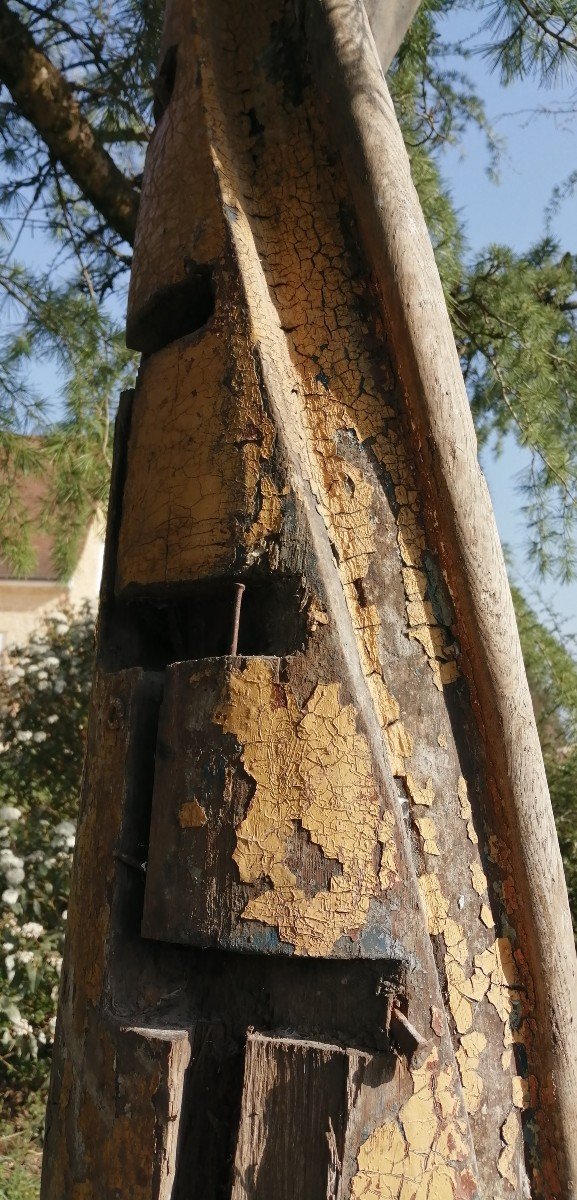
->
[304,0,577,1191]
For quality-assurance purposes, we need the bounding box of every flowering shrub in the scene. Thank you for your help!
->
[0,607,94,1100]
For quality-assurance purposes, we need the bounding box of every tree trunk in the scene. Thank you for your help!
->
[41,1,577,1197]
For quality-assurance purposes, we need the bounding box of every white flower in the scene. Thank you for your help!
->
[4,954,15,981]
[11,1011,33,1038]
[15,949,34,965]
[15,730,33,743]
[44,656,60,668]
[53,821,76,850]
[46,714,59,725]
[5,866,25,886]
[37,681,50,691]
[36,670,48,681]
[47,953,62,974]
[33,731,48,743]
[0,849,23,869]
[0,807,21,822]
[21,921,44,940]
[1,888,20,906]
[53,679,65,694]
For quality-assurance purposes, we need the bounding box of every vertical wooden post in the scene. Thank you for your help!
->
[41,2,577,1197]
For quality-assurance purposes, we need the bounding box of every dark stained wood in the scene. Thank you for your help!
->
[231,1033,379,1200]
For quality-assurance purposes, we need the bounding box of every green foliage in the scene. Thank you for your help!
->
[512,586,577,923]
[0,0,159,570]
[0,608,93,1096]
[0,1096,43,1200]
[453,239,577,579]
[1,262,135,576]
[0,0,163,292]
[388,1,577,581]
[479,1,577,85]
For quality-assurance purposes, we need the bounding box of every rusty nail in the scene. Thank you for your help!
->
[389,1003,429,1067]
[229,582,245,656]
[114,852,147,875]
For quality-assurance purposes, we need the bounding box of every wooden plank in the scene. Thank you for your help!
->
[142,654,415,959]
[231,1033,370,1200]
[116,331,272,593]
[364,0,423,71]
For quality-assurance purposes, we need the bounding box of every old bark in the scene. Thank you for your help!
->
[41,1,577,1198]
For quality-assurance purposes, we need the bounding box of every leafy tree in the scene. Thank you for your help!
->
[0,607,93,1100]
[0,0,160,574]
[390,1,577,581]
[512,585,577,925]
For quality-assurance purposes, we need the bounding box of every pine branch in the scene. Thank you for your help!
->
[0,0,139,244]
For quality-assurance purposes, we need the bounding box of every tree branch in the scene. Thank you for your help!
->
[0,0,139,244]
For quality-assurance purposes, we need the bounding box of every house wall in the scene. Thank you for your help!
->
[0,517,104,652]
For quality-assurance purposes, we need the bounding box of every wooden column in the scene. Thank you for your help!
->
[41,2,577,1197]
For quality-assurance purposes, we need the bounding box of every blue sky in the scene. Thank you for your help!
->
[436,7,577,637]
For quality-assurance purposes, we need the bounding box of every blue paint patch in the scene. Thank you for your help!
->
[227,920,295,956]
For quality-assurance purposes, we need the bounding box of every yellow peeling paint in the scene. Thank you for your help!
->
[118,330,279,588]
[307,603,329,632]
[415,816,440,856]
[512,1075,531,1109]
[405,774,435,808]
[179,799,207,828]
[418,872,449,936]
[480,903,495,929]
[498,1109,519,1188]
[419,867,524,1055]
[246,476,286,549]
[456,1032,487,1115]
[214,659,398,955]
[475,939,521,1023]
[378,811,398,890]
[470,862,487,897]
[457,776,478,845]
[350,1050,475,1199]
[384,720,414,776]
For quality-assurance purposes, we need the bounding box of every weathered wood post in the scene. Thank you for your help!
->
[41,2,577,1197]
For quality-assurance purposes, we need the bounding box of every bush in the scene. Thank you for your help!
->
[0,607,94,1103]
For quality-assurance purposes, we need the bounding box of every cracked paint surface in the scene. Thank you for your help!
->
[214,658,398,955]
[117,326,277,590]
[350,1049,476,1200]
[197,2,544,1186]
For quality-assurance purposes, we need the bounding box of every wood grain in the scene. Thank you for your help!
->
[305,0,577,1190]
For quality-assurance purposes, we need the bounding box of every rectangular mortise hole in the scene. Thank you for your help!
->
[99,576,308,671]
